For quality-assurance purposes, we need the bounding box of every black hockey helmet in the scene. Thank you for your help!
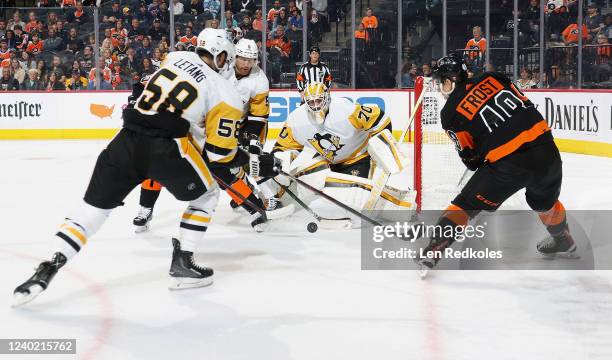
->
[433,53,468,83]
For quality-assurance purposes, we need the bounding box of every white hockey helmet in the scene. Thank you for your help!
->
[235,39,259,61]
[196,28,235,72]
[303,82,331,126]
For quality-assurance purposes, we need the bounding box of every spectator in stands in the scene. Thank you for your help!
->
[289,8,303,32]
[134,3,152,27]
[65,27,84,53]
[561,21,589,45]
[273,8,289,34]
[148,19,164,42]
[401,63,418,88]
[600,14,611,39]
[137,36,154,59]
[55,20,66,41]
[209,18,220,29]
[140,57,154,78]
[36,59,47,82]
[11,26,25,51]
[422,63,433,77]
[267,25,291,82]
[22,69,43,90]
[185,0,207,17]
[111,19,129,47]
[173,0,185,15]
[354,23,368,43]
[234,0,257,14]
[103,48,114,67]
[465,26,487,60]
[362,8,378,29]
[88,57,112,89]
[49,55,66,80]
[222,10,238,28]
[157,2,171,23]
[24,11,39,34]
[25,33,43,56]
[149,0,162,18]
[180,26,197,46]
[0,20,6,38]
[309,9,323,44]
[268,1,282,23]
[0,38,9,59]
[1,67,19,90]
[252,9,264,31]
[114,36,130,61]
[47,12,59,27]
[43,27,64,52]
[516,67,536,89]
[19,51,36,71]
[201,0,220,18]
[151,47,164,69]
[70,60,84,78]
[9,58,25,85]
[174,26,182,44]
[66,68,88,90]
[110,60,127,89]
[103,2,122,24]
[130,19,147,42]
[66,1,89,25]
[586,3,604,41]
[8,12,25,31]
[45,71,64,91]
[594,34,611,81]
[240,15,253,33]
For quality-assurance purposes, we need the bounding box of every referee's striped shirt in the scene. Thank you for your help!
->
[296,61,333,91]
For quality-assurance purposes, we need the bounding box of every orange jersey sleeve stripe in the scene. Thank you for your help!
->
[485,120,551,163]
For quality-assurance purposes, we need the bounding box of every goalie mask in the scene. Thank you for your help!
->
[303,82,330,126]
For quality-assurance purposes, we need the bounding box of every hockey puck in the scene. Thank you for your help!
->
[307,222,318,233]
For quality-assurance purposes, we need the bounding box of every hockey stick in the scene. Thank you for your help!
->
[273,179,352,229]
[399,83,427,143]
[363,88,427,211]
[277,170,383,227]
[212,174,267,220]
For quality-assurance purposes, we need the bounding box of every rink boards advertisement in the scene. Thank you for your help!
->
[0,89,610,157]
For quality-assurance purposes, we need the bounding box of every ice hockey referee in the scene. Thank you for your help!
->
[296,46,333,101]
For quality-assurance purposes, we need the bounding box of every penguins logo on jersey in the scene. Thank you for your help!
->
[308,133,345,161]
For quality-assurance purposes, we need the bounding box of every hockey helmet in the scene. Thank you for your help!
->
[196,28,235,72]
[433,53,468,84]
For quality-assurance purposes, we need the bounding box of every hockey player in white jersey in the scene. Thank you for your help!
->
[267,82,415,224]
[131,38,287,232]
[12,29,279,306]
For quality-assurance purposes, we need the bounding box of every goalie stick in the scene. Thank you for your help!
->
[277,170,383,227]
[273,179,352,230]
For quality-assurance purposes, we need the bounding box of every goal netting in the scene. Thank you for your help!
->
[412,76,468,210]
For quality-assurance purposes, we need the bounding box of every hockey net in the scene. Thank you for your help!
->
[412,76,467,211]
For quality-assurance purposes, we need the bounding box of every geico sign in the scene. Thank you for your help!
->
[268,96,386,123]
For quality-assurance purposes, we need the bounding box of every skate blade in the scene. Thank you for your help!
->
[12,285,43,307]
[539,251,580,260]
[168,277,214,290]
[134,224,150,233]
[418,268,429,280]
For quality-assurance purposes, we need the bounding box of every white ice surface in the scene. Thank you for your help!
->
[0,140,611,360]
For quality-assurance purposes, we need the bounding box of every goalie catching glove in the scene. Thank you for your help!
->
[250,152,281,178]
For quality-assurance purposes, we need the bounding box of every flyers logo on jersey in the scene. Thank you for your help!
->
[308,133,345,161]
[456,76,504,120]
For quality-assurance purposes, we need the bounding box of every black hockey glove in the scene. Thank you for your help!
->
[250,152,280,178]
[459,148,484,171]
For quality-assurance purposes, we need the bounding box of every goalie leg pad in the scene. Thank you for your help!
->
[367,129,409,174]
